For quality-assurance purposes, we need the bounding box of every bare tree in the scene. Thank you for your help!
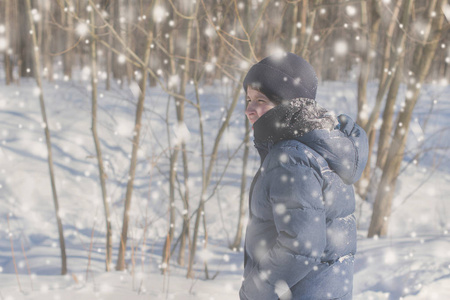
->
[368,0,446,237]
[299,0,321,60]
[231,117,250,250]
[42,0,53,81]
[63,0,74,79]
[185,0,273,278]
[115,2,155,271]
[354,0,381,196]
[25,0,67,275]
[2,0,13,85]
[186,72,246,278]
[89,4,112,272]
[376,0,412,170]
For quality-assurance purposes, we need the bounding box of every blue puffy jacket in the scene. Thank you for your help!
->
[240,106,368,300]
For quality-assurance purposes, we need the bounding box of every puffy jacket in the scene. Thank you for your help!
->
[240,105,368,300]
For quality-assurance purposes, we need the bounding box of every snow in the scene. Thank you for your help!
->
[335,40,349,56]
[0,37,7,51]
[153,6,167,23]
[345,6,357,17]
[0,75,450,299]
[75,23,89,37]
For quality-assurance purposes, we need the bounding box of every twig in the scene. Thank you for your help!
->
[233,0,258,61]
[20,237,33,290]
[7,214,22,293]
[85,208,98,282]
[167,0,197,19]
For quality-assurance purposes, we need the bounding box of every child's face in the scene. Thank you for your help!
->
[245,86,276,124]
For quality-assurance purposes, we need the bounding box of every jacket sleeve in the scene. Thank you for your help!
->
[240,162,326,300]
[336,114,369,184]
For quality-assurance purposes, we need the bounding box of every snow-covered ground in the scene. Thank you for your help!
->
[1,75,449,299]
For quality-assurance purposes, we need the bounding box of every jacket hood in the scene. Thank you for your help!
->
[253,105,368,185]
[296,114,368,184]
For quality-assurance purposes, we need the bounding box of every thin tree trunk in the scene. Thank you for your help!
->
[162,0,199,270]
[20,0,33,77]
[298,0,308,54]
[289,3,299,53]
[126,0,134,84]
[376,59,404,169]
[162,8,179,272]
[11,0,18,84]
[63,0,74,79]
[354,0,381,197]
[4,0,12,85]
[299,0,321,60]
[89,6,112,272]
[163,138,178,272]
[187,72,246,278]
[116,18,154,272]
[43,0,53,81]
[375,0,412,169]
[25,0,67,275]
[356,0,381,127]
[368,0,445,238]
[177,0,199,267]
[105,0,113,90]
[231,117,250,250]
[36,0,43,57]
[112,0,122,81]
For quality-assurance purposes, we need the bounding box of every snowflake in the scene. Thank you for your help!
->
[117,54,126,64]
[0,37,7,51]
[274,203,286,215]
[346,6,357,16]
[153,6,167,23]
[384,249,397,265]
[334,40,348,56]
[76,22,89,37]
[279,153,288,163]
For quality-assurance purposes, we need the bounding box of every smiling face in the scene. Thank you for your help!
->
[245,86,277,124]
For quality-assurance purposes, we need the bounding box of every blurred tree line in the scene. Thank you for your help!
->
[1,0,449,277]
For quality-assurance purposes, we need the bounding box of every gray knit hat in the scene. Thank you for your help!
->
[243,52,318,104]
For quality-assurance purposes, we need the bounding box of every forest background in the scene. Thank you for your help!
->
[1,0,450,298]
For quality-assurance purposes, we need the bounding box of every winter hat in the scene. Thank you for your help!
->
[243,52,318,104]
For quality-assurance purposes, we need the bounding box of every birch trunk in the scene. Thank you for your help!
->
[300,0,320,60]
[25,0,67,275]
[186,72,246,278]
[89,7,112,272]
[231,117,250,250]
[4,0,12,85]
[20,0,33,78]
[116,19,154,272]
[375,0,412,169]
[63,0,74,79]
[162,8,179,272]
[43,0,53,81]
[368,0,445,237]
[105,0,113,90]
[354,0,380,197]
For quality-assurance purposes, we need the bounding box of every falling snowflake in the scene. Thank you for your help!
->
[384,249,397,265]
[274,203,286,215]
[117,54,126,64]
[76,22,89,37]
[0,37,7,51]
[153,5,167,23]
[346,6,357,17]
[334,40,348,56]
[198,248,214,262]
